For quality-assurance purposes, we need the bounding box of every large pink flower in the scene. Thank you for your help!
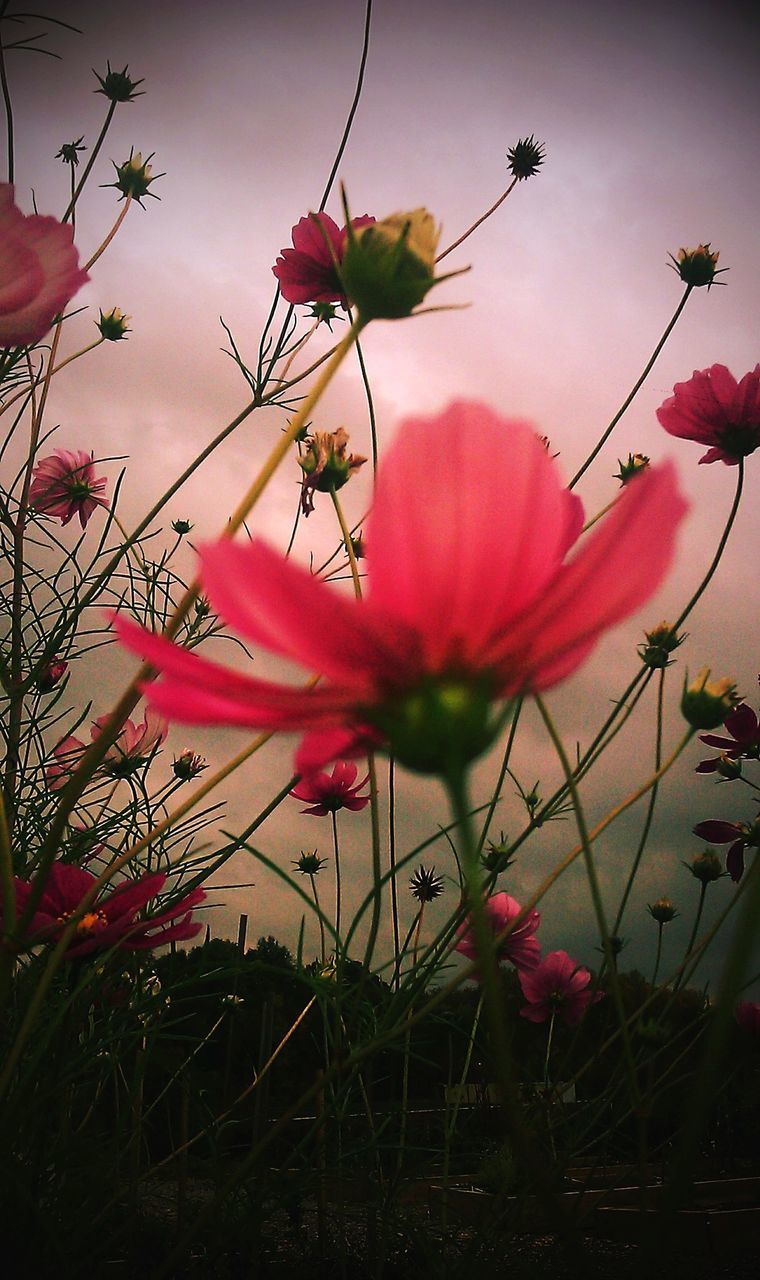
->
[519,949,603,1026]
[115,402,687,777]
[455,891,541,972]
[48,709,168,790]
[0,184,89,348]
[272,211,375,307]
[290,760,370,816]
[5,863,204,958]
[29,449,109,528]
[656,364,760,465]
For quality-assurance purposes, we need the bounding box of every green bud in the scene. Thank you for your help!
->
[681,667,739,730]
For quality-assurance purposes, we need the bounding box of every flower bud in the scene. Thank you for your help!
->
[194,596,211,618]
[94,62,145,104]
[35,658,68,693]
[715,753,742,781]
[682,667,739,730]
[638,621,684,669]
[685,849,723,884]
[56,137,86,167]
[668,244,724,289]
[108,150,162,205]
[481,830,514,875]
[171,518,193,536]
[172,749,207,781]
[97,307,131,341]
[506,135,546,180]
[299,428,366,515]
[293,850,327,876]
[409,864,445,903]
[648,897,678,924]
[340,207,441,320]
[614,453,650,485]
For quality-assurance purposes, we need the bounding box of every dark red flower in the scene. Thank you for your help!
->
[5,863,204,957]
[290,760,370,816]
[736,1001,760,1035]
[692,816,760,882]
[272,211,374,308]
[697,704,760,775]
[519,950,603,1026]
[656,364,760,466]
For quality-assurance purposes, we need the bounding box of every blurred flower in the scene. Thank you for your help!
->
[697,703,760,775]
[115,402,688,779]
[299,427,366,515]
[48,709,168,790]
[684,849,724,883]
[614,453,650,485]
[682,668,739,730]
[172,748,207,781]
[171,518,193,535]
[29,449,109,528]
[506,135,546,180]
[108,150,162,205]
[409,864,445,903]
[93,61,144,103]
[735,1001,760,1035]
[97,306,130,340]
[272,211,374,307]
[638,620,684,670]
[0,183,89,348]
[290,761,370,816]
[35,658,68,693]
[693,815,760,883]
[668,243,724,289]
[293,850,327,876]
[341,207,442,320]
[56,137,86,166]
[4,864,203,958]
[656,364,760,465]
[648,897,678,924]
[519,950,602,1026]
[455,891,541,972]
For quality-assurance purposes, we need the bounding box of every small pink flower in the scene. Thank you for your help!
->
[519,949,603,1026]
[47,709,168,790]
[735,1001,760,1035]
[455,892,541,972]
[5,862,204,958]
[290,760,370,816]
[29,449,109,528]
[115,402,688,780]
[656,364,760,466]
[272,211,375,307]
[0,184,89,348]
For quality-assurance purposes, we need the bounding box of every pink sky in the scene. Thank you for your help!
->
[5,0,759,983]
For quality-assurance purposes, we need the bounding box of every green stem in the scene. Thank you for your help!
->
[388,756,401,990]
[672,458,744,632]
[61,100,117,222]
[476,698,522,855]
[543,1010,556,1090]
[675,881,708,990]
[651,923,664,987]
[331,810,342,951]
[612,666,666,937]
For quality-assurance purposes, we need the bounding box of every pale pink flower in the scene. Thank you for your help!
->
[656,364,760,465]
[519,949,603,1026]
[455,891,541,972]
[290,761,370,816]
[4,863,204,958]
[115,402,688,778]
[272,211,375,307]
[29,449,109,528]
[47,709,168,790]
[0,183,89,348]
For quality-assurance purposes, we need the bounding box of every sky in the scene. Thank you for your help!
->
[4,0,759,988]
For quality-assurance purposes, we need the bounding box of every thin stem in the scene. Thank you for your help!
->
[0,19,13,183]
[388,756,400,990]
[83,195,132,271]
[331,809,342,949]
[329,484,362,598]
[316,0,373,212]
[61,100,117,222]
[436,178,518,262]
[311,874,326,963]
[651,923,664,987]
[612,666,666,936]
[569,285,693,489]
[543,1010,556,1090]
[354,333,377,470]
[476,698,522,855]
[672,458,744,632]
[675,881,709,990]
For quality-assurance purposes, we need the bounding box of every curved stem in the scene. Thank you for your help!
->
[436,178,518,263]
[331,809,342,950]
[672,458,744,632]
[83,195,132,271]
[61,100,117,222]
[675,881,708,990]
[476,698,522,855]
[316,0,373,212]
[569,285,692,489]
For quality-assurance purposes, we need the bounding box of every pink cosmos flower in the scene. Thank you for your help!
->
[272,211,375,307]
[735,1001,760,1035]
[692,815,760,883]
[115,402,687,780]
[656,364,760,465]
[519,950,603,1026]
[290,760,370,816]
[0,183,89,348]
[5,863,204,958]
[455,892,541,972]
[47,709,168,790]
[29,449,109,528]
[696,703,760,774]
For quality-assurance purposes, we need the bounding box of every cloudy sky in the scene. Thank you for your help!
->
[5,0,759,987]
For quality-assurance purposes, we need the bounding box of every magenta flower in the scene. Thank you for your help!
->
[0,184,89,348]
[735,1001,760,1036]
[290,761,370,816]
[48,709,168,790]
[696,703,760,774]
[115,402,687,779]
[692,815,760,882]
[5,863,204,958]
[272,211,375,307]
[29,449,109,528]
[656,364,760,466]
[519,949,603,1026]
[455,891,541,972]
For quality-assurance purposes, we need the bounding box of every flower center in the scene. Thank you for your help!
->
[718,422,760,459]
[57,908,108,936]
[368,675,499,775]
